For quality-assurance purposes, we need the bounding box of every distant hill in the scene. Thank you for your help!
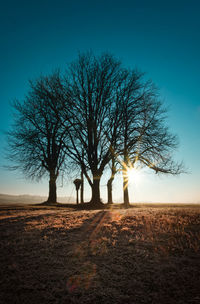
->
[0,193,76,205]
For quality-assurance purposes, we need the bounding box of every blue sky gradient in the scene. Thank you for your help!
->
[0,0,200,203]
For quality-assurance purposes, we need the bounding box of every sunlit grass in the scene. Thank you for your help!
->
[0,205,200,303]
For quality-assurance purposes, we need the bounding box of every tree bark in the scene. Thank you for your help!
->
[107,178,113,204]
[107,158,116,204]
[81,169,84,204]
[91,177,102,206]
[122,147,130,207]
[76,189,79,204]
[47,170,57,204]
[123,171,130,207]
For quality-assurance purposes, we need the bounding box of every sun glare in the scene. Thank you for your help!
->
[127,167,141,184]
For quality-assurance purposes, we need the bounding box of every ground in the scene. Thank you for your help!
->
[0,203,200,304]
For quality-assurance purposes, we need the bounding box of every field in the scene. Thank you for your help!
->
[0,204,200,304]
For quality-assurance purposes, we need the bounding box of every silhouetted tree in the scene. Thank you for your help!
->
[58,52,126,206]
[58,52,184,207]
[6,72,68,204]
[107,156,117,204]
[80,150,84,204]
[73,179,82,204]
[116,76,184,207]
[6,52,184,208]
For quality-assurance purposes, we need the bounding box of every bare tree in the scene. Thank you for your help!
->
[58,52,125,206]
[107,156,117,204]
[6,52,184,208]
[73,179,82,204]
[58,52,184,207]
[116,77,184,207]
[6,72,69,204]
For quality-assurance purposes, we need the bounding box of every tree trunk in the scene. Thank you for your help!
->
[76,189,79,204]
[81,169,84,204]
[123,171,129,207]
[47,170,57,204]
[123,148,130,207]
[107,158,116,204]
[91,177,102,206]
[107,178,113,204]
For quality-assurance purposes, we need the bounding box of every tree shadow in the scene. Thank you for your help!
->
[1,207,198,304]
[0,209,111,303]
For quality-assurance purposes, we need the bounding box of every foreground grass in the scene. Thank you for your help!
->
[0,204,200,304]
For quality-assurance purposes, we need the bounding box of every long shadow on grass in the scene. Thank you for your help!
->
[0,210,114,303]
[0,209,200,304]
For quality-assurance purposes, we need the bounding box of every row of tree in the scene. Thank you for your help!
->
[7,52,183,207]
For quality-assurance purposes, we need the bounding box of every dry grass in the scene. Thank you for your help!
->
[0,204,200,303]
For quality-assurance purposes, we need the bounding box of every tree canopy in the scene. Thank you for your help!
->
[7,73,68,204]
[6,52,184,206]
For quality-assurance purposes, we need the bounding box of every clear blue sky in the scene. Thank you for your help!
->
[0,0,200,203]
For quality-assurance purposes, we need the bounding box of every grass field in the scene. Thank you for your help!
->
[0,204,200,303]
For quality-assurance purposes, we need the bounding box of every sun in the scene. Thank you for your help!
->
[127,167,141,184]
